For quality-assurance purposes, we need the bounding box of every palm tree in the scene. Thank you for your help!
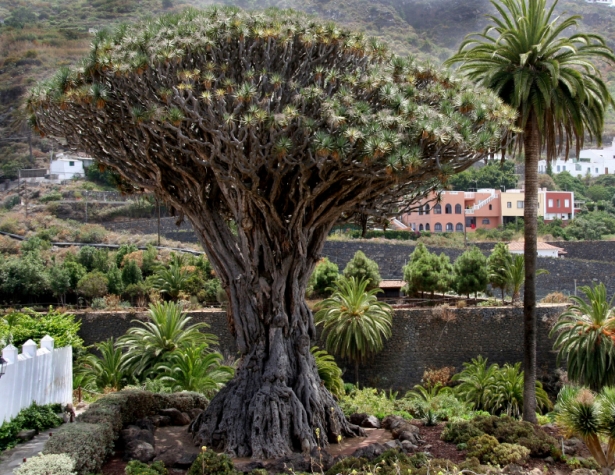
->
[78,338,129,391]
[155,345,234,397]
[314,277,393,387]
[152,263,190,300]
[446,0,615,421]
[311,346,345,399]
[550,283,615,391]
[453,355,499,411]
[119,301,217,377]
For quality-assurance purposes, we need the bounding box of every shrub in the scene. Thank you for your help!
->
[106,263,124,295]
[91,297,107,309]
[3,194,21,210]
[308,258,339,297]
[122,259,143,286]
[39,191,63,203]
[0,403,63,451]
[541,292,569,303]
[14,453,76,475]
[77,271,109,300]
[198,279,221,304]
[466,434,499,463]
[325,456,369,475]
[75,224,107,243]
[125,460,168,475]
[440,420,484,445]
[63,261,87,289]
[187,449,237,475]
[487,443,530,465]
[116,244,138,267]
[339,388,396,419]
[0,254,50,302]
[342,250,381,289]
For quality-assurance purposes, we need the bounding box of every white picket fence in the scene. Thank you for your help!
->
[0,336,73,423]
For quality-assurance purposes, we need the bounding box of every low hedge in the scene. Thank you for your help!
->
[43,390,208,475]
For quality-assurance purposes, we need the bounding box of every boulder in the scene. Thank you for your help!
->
[351,442,387,460]
[363,415,381,428]
[150,415,172,427]
[159,408,191,426]
[154,443,181,467]
[571,470,599,475]
[400,440,417,453]
[563,437,584,457]
[17,429,37,442]
[382,415,405,431]
[175,453,198,469]
[121,426,155,447]
[384,440,401,450]
[126,440,155,463]
[188,408,204,420]
[503,464,525,475]
[397,430,420,444]
[135,418,155,433]
[349,413,369,426]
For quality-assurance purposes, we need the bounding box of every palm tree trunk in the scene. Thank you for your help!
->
[522,111,539,423]
[355,360,360,389]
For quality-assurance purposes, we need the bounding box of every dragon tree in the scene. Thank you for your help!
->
[28,7,515,458]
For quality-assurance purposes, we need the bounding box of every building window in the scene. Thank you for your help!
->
[576,164,582,171]
[482,219,490,224]
[425,223,430,231]
[563,166,566,171]
[434,223,442,232]
[69,161,75,166]
[419,206,423,216]
[596,168,599,173]
[507,201,512,208]
[557,199,560,207]
[548,199,553,207]
[565,199,570,207]
[425,204,430,215]
[488,204,492,210]
[454,204,462,214]
[588,167,591,172]
[446,223,453,232]
[456,223,464,231]
[434,204,442,214]
[557,165,560,172]
[419,224,424,231]
[445,204,452,214]
[517,201,524,208]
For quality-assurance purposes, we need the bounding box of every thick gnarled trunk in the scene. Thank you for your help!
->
[522,112,538,423]
[189,219,363,458]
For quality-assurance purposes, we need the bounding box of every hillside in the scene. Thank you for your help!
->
[2,0,615,177]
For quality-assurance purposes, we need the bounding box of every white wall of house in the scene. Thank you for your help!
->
[538,139,615,178]
[50,158,85,180]
[0,337,72,423]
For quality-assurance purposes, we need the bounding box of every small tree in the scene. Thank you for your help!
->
[106,263,124,295]
[343,251,381,290]
[453,247,488,299]
[308,258,339,298]
[403,243,452,298]
[315,277,392,387]
[77,271,108,302]
[49,264,71,305]
[488,243,512,302]
[122,259,143,287]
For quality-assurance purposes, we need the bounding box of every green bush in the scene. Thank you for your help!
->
[125,460,168,475]
[187,449,238,475]
[342,250,381,289]
[308,258,339,297]
[39,191,63,203]
[116,244,138,268]
[3,195,21,210]
[122,259,143,286]
[0,403,63,451]
[14,453,76,475]
[198,279,222,304]
[75,224,107,243]
[487,442,530,465]
[107,263,124,295]
[466,434,499,463]
[0,254,50,302]
[339,388,396,419]
[440,420,484,445]
[77,271,108,300]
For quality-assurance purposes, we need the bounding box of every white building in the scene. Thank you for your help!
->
[506,241,566,258]
[50,156,85,180]
[538,139,615,178]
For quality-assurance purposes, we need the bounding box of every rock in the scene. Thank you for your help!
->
[135,418,155,433]
[351,442,386,460]
[159,408,191,426]
[384,440,401,450]
[150,415,172,427]
[175,453,198,469]
[545,457,555,464]
[564,437,584,456]
[266,453,311,473]
[234,461,265,473]
[121,426,155,447]
[391,423,420,440]
[363,415,381,429]
[571,470,598,475]
[400,440,417,453]
[17,429,37,442]
[529,469,544,475]
[503,464,525,475]
[188,408,203,420]
[126,440,155,463]
[349,413,368,426]
[382,415,405,431]
[154,443,181,467]
[397,430,420,444]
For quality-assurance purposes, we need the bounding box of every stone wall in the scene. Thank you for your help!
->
[76,304,566,391]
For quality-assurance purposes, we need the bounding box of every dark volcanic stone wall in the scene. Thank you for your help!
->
[76,304,566,391]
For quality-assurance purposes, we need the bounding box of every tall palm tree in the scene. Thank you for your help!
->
[550,283,615,391]
[119,301,217,377]
[446,0,615,422]
[315,277,393,387]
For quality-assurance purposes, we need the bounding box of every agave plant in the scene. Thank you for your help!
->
[311,346,345,399]
[78,338,129,391]
[550,283,615,391]
[155,345,234,397]
[119,301,217,377]
[555,386,615,472]
[315,276,393,387]
[453,355,499,411]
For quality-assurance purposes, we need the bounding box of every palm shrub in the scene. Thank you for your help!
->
[342,251,381,290]
[315,276,392,387]
[155,345,233,397]
[550,283,615,391]
[152,263,189,300]
[78,338,129,390]
[555,386,615,471]
[311,346,345,399]
[119,301,217,378]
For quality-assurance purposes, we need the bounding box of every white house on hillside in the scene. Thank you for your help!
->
[505,242,566,258]
[538,139,615,178]
[49,156,85,180]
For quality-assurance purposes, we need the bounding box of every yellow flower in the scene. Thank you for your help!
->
[201,446,207,452]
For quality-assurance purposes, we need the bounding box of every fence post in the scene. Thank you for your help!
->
[2,344,17,364]
[41,335,54,351]
[22,340,37,358]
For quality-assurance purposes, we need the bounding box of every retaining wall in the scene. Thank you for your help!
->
[76,304,566,392]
